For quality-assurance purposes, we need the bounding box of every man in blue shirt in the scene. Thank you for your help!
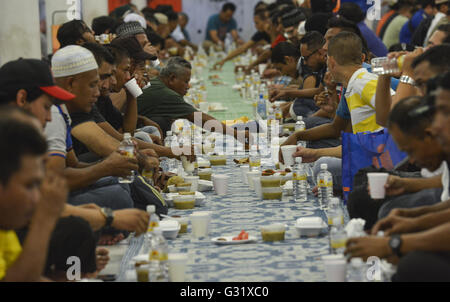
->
[204,2,243,51]
[399,0,435,45]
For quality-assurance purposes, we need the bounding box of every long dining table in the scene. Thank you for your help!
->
[116,61,344,282]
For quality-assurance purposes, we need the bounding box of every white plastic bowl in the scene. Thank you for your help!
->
[160,220,181,240]
[197,180,213,192]
[295,217,327,238]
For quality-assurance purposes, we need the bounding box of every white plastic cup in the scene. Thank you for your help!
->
[199,102,209,113]
[184,176,199,192]
[253,176,262,199]
[246,171,260,190]
[367,172,389,199]
[258,64,267,75]
[281,145,297,167]
[168,253,188,282]
[323,259,347,282]
[240,165,250,184]
[212,174,229,195]
[124,78,143,98]
[190,211,212,238]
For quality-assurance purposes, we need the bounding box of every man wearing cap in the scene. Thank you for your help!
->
[116,21,158,59]
[0,58,150,245]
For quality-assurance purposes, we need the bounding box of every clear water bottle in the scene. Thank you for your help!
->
[370,55,404,75]
[141,205,160,254]
[274,104,283,124]
[295,116,306,148]
[236,67,244,84]
[347,258,366,282]
[149,227,169,282]
[267,108,275,146]
[118,133,135,183]
[317,163,333,209]
[244,75,252,99]
[249,145,261,171]
[330,223,347,254]
[293,157,307,202]
[257,93,267,120]
[327,197,344,226]
[164,131,173,147]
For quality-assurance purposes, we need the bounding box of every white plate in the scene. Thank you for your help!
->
[211,235,257,245]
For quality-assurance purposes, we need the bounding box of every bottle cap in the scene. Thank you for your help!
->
[295,157,302,164]
[320,163,328,170]
[153,227,163,235]
[124,133,132,139]
[146,205,156,214]
[297,116,303,121]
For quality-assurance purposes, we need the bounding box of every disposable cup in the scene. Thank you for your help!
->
[189,211,212,238]
[212,174,229,195]
[281,145,297,167]
[124,78,143,98]
[367,172,389,199]
[246,171,260,190]
[184,176,199,192]
[323,259,347,282]
[168,253,188,282]
[240,165,250,184]
[199,102,209,113]
[258,64,267,75]
[253,176,262,199]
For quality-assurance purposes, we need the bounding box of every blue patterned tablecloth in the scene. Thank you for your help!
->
[117,151,350,282]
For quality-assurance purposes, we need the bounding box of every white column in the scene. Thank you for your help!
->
[82,0,108,33]
[0,0,41,64]
[131,0,148,11]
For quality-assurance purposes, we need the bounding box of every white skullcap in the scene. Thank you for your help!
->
[124,12,147,29]
[154,13,168,25]
[51,45,98,78]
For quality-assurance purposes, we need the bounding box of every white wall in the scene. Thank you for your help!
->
[45,0,108,54]
[0,0,41,65]
[182,0,261,46]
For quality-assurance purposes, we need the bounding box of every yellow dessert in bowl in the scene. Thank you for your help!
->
[260,223,286,242]
[173,195,196,209]
[209,155,227,166]
[261,187,283,200]
[198,168,212,181]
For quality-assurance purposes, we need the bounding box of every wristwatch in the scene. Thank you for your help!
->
[399,75,416,86]
[389,234,403,257]
[100,207,114,228]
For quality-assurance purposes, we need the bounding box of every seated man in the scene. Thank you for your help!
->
[203,2,244,52]
[0,108,67,281]
[0,58,150,244]
[345,73,450,281]
[137,56,250,148]
[57,19,96,48]
[347,96,446,229]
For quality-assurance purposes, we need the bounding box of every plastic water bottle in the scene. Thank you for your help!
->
[327,197,344,226]
[295,116,306,148]
[267,108,275,145]
[317,163,333,209]
[244,75,252,99]
[141,205,160,254]
[257,93,267,120]
[164,131,173,147]
[236,67,244,84]
[149,227,169,282]
[347,258,367,282]
[249,145,261,171]
[293,157,307,202]
[118,133,135,183]
[370,55,405,75]
[330,223,347,254]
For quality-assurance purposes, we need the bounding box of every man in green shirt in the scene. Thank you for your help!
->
[138,57,250,149]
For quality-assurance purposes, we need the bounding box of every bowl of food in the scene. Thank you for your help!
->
[197,179,213,192]
[295,217,327,238]
[209,154,227,166]
[170,216,189,234]
[176,183,192,192]
[260,175,282,188]
[261,187,283,200]
[159,220,181,240]
[198,168,212,181]
[173,195,196,210]
[260,223,286,242]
